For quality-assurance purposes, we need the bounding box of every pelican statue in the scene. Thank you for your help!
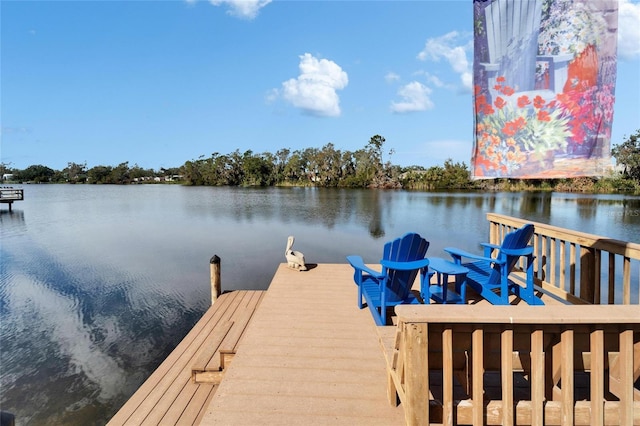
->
[285,236,307,271]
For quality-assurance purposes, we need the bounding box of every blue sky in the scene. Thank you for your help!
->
[2,0,639,171]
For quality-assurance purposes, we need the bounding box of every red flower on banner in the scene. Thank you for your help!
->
[502,117,527,137]
[475,94,487,110]
[494,97,506,109]
[537,110,551,122]
[501,86,515,96]
[517,95,531,108]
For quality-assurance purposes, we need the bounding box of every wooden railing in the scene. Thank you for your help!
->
[384,305,640,426]
[487,213,640,305]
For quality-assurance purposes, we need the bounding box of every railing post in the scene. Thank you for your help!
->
[404,322,429,426]
[210,255,221,305]
[489,221,499,246]
[579,247,596,303]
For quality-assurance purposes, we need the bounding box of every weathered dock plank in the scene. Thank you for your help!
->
[200,263,406,425]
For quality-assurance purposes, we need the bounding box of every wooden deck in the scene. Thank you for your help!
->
[109,262,576,425]
[200,263,406,425]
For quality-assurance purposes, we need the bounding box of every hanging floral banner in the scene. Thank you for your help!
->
[471,0,618,179]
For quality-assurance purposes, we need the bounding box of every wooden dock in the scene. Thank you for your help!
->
[109,263,406,425]
[200,263,405,425]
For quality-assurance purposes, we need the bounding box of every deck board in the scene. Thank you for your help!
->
[200,263,406,425]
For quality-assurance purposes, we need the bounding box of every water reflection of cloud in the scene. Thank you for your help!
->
[2,235,206,422]
[3,272,127,402]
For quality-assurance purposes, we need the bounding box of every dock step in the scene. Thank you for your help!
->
[190,291,264,384]
[191,320,234,384]
[108,290,264,426]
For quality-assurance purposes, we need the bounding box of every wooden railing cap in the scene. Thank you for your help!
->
[395,304,640,325]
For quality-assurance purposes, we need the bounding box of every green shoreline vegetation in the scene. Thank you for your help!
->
[3,131,639,194]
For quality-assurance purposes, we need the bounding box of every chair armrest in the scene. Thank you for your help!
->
[500,246,534,256]
[444,247,505,265]
[380,258,430,271]
[346,255,385,279]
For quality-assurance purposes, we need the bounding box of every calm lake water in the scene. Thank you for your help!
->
[1,185,639,425]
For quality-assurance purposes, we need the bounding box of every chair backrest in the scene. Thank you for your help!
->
[488,224,535,284]
[382,233,430,303]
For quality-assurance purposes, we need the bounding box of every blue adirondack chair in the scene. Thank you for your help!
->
[444,224,543,305]
[347,232,431,325]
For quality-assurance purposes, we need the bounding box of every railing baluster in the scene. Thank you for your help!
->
[561,328,574,426]
[618,328,634,425]
[608,252,615,304]
[472,327,484,425]
[589,327,604,426]
[560,240,566,293]
[442,327,453,426]
[594,249,601,304]
[623,257,631,304]
[570,243,577,296]
[501,327,514,425]
[531,328,544,426]
[533,234,541,279]
[550,237,557,288]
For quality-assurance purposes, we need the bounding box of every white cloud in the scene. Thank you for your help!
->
[618,0,640,59]
[384,72,400,83]
[390,81,434,113]
[423,73,445,88]
[281,53,348,117]
[417,31,473,92]
[460,71,473,89]
[209,0,271,20]
[264,88,279,104]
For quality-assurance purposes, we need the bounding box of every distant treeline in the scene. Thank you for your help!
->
[3,131,640,194]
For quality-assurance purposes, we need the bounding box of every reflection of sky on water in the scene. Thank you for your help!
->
[0,185,638,425]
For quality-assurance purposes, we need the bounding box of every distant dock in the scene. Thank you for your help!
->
[0,188,23,212]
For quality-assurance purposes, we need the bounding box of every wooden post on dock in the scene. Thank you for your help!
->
[210,255,221,305]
